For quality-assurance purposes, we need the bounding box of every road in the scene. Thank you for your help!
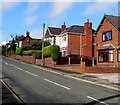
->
[2,56,120,104]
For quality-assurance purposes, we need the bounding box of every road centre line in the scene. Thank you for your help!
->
[14,66,23,71]
[4,61,8,65]
[8,64,14,66]
[87,96,109,105]
[25,71,38,77]
[44,79,71,90]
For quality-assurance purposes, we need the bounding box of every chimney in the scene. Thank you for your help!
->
[83,19,93,58]
[26,31,30,36]
[61,22,66,32]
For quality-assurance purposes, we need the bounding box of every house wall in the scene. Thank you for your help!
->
[56,36,61,46]
[67,34,80,55]
[118,31,120,45]
[96,18,120,66]
[22,37,32,46]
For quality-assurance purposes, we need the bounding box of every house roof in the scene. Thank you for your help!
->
[48,27,61,35]
[97,44,115,51]
[62,25,84,34]
[19,35,32,41]
[45,25,95,38]
[95,15,120,34]
[117,45,120,50]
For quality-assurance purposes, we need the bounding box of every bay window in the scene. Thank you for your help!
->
[118,50,120,62]
[98,50,113,62]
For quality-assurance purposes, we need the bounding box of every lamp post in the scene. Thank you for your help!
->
[42,23,45,66]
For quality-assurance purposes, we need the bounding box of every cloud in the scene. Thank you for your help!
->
[85,0,118,15]
[25,2,40,14]
[30,30,43,39]
[24,16,37,25]
[50,2,74,18]
[0,41,7,46]
[1,2,21,11]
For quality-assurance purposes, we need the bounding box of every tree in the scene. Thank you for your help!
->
[30,39,51,50]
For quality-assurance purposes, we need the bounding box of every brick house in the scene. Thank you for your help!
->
[18,31,33,47]
[95,15,120,67]
[18,31,41,47]
[45,21,95,59]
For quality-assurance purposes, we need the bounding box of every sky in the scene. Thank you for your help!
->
[0,0,119,45]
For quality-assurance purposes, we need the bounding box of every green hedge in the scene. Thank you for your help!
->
[15,45,32,55]
[44,44,60,61]
[23,50,42,59]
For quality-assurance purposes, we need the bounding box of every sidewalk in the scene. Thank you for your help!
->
[63,73,120,89]
[37,65,120,90]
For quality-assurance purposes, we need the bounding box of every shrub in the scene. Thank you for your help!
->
[15,47,22,55]
[15,45,32,55]
[43,45,51,57]
[43,44,60,61]
[10,50,15,55]
[50,45,60,61]
[34,50,42,59]
[23,50,42,59]
[23,50,33,56]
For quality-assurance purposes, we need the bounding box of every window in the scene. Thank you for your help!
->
[62,35,66,42]
[62,48,66,56]
[118,50,120,62]
[98,50,113,62]
[102,31,112,41]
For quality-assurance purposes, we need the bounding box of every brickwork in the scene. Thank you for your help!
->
[22,36,32,46]
[67,34,80,55]
[82,22,93,58]
[96,17,119,66]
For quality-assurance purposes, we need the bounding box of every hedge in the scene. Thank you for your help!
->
[15,45,32,55]
[44,44,60,61]
[23,50,42,59]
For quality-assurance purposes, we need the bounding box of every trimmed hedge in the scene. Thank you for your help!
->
[15,45,32,55]
[23,50,42,59]
[44,44,60,61]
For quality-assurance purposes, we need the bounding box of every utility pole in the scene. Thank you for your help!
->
[42,23,45,66]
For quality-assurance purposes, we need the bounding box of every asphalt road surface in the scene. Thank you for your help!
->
[2,56,120,104]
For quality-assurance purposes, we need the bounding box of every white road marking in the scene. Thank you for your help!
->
[14,66,23,71]
[25,71,38,77]
[44,79,71,90]
[87,96,109,105]
[8,64,14,66]
[4,61,8,65]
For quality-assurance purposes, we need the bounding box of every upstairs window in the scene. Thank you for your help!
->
[102,31,112,41]
[62,35,66,42]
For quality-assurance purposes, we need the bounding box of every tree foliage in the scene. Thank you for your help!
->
[30,40,51,50]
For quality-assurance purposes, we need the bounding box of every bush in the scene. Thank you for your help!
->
[34,50,42,59]
[15,45,32,55]
[23,50,42,59]
[43,44,60,61]
[51,45,60,61]
[15,47,22,55]
[43,45,51,57]
[23,50,33,56]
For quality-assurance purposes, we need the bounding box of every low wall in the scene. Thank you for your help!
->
[55,65,81,73]
[10,55,35,64]
[9,55,120,73]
